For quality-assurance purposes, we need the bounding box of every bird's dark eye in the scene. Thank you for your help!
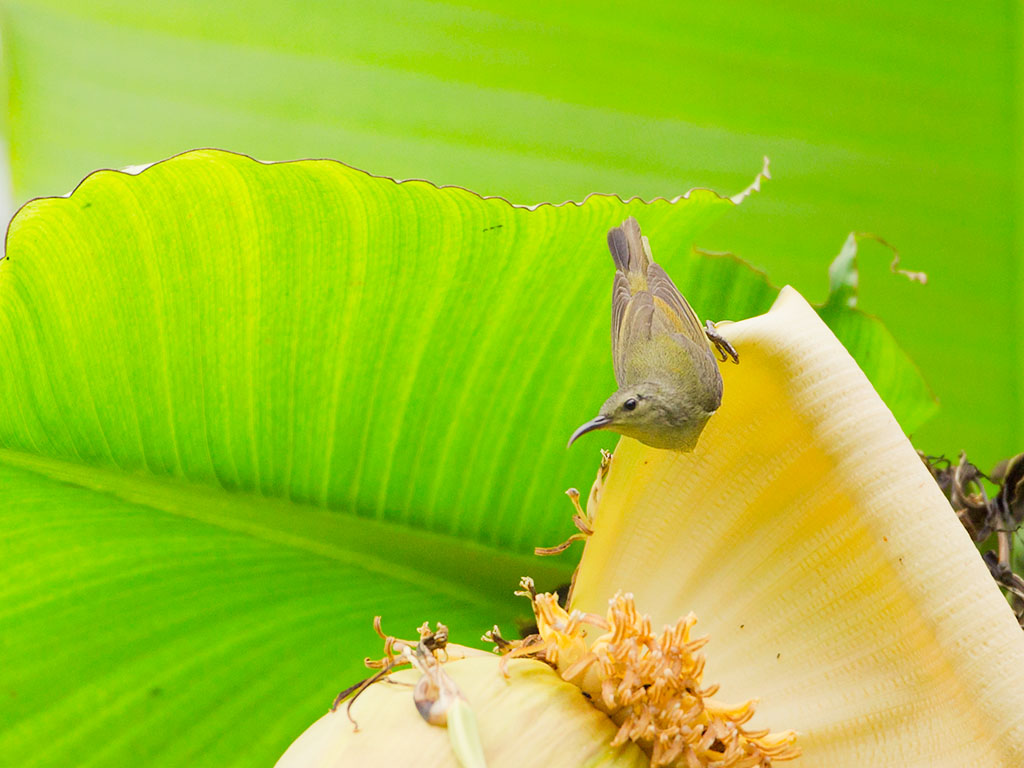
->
[623,398,638,411]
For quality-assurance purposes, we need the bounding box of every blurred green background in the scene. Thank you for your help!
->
[2,0,1019,465]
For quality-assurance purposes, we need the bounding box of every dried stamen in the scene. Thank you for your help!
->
[534,488,594,556]
[332,618,462,730]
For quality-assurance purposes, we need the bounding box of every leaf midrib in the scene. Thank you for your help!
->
[0,447,572,607]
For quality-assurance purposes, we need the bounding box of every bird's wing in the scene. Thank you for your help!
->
[611,271,633,382]
[609,219,710,387]
[613,288,655,385]
[645,261,707,346]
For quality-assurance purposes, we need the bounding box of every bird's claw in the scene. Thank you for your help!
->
[705,320,739,364]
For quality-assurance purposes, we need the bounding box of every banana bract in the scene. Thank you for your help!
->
[275,656,647,768]
[278,287,1024,766]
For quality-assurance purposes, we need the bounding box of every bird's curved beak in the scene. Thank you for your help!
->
[567,414,612,448]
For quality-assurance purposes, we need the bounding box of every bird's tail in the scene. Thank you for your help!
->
[607,217,651,276]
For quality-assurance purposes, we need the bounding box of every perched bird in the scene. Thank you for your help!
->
[568,217,737,451]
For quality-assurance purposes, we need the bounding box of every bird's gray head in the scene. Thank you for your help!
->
[567,381,713,452]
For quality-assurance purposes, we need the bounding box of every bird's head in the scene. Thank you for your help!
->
[567,382,712,452]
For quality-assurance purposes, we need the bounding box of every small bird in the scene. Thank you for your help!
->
[568,218,737,451]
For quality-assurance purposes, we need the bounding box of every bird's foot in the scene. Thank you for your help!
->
[705,320,739,364]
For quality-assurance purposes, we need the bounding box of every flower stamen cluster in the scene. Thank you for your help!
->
[494,579,800,768]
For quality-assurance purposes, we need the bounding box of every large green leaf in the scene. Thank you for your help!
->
[0,150,932,765]
[1,0,1018,465]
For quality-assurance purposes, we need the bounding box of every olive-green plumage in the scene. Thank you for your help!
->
[568,218,724,451]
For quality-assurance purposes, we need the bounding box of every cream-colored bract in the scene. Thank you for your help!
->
[274,655,648,768]
[570,287,1024,766]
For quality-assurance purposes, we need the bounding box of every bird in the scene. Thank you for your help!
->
[567,217,737,452]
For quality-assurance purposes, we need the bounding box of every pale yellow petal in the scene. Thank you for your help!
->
[570,286,1024,766]
[275,657,648,768]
